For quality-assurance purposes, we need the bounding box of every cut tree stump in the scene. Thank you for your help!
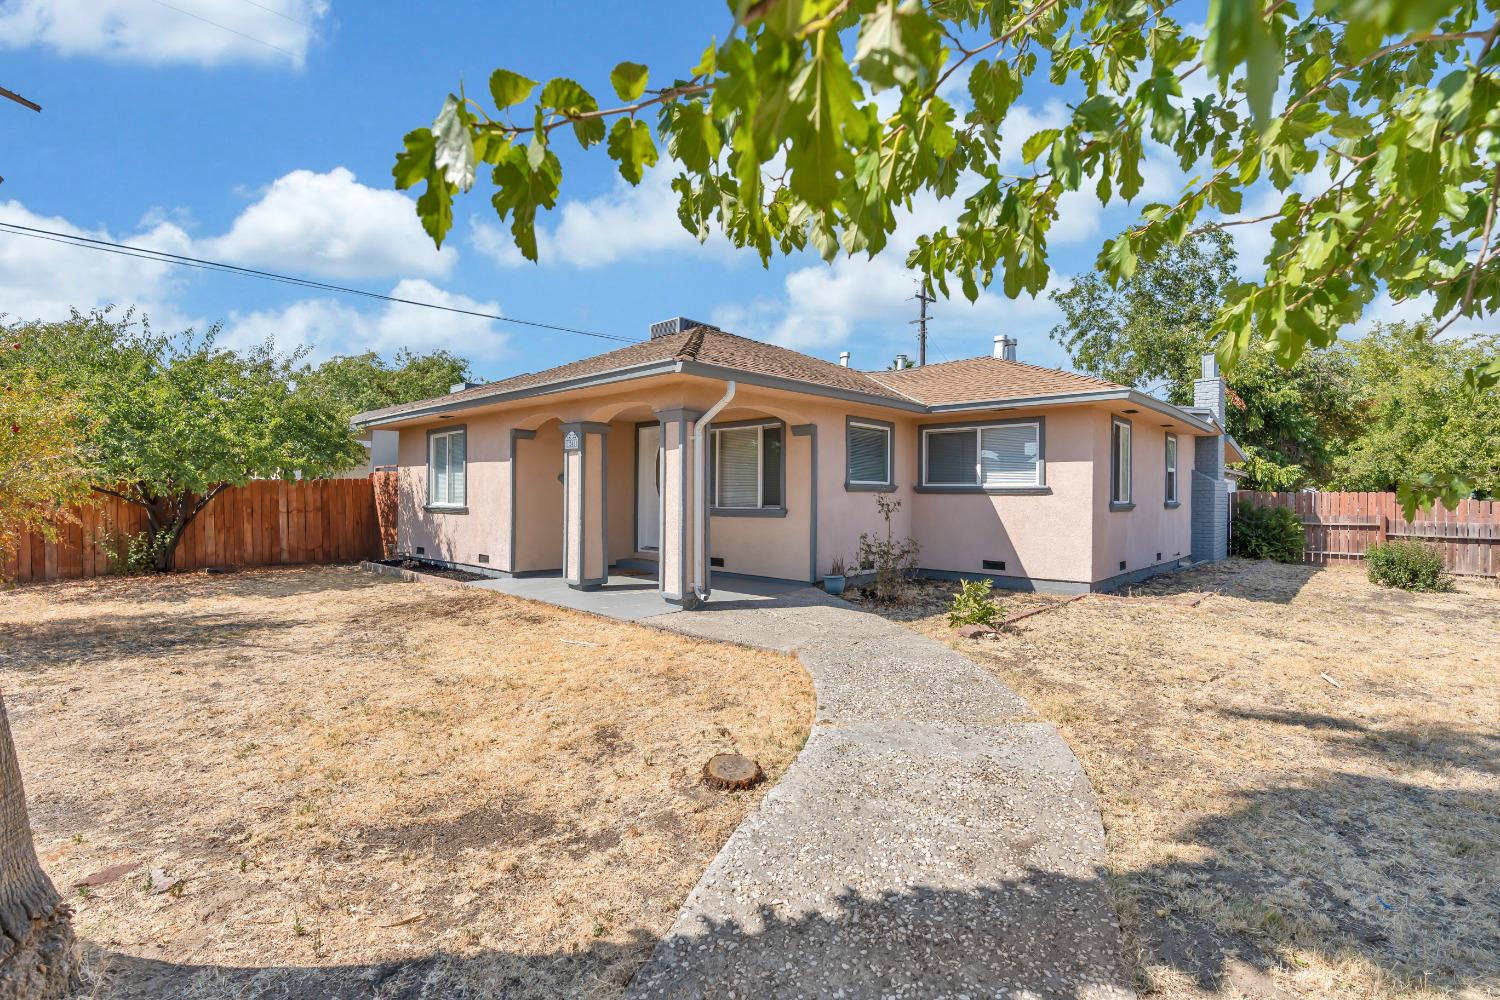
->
[702,753,764,791]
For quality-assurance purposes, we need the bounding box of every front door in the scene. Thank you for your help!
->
[636,424,661,551]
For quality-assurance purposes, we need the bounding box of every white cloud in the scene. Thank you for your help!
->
[203,168,454,280]
[0,0,328,67]
[472,166,734,270]
[222,280,510,363]
[0,200,195,325]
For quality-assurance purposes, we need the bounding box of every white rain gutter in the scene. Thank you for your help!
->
[692,380,736,603]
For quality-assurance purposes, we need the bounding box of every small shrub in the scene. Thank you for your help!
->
[95,518,159,575]
[1231,502,1304,562]
[947,578,1004,629]
[1366,540,1451,592]
[856,494,920,604]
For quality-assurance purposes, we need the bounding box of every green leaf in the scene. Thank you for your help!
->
[610,61,649,102]
[785,31,859,211]
[1205,0,1283,126]
[607,117,658,185]
[667,102,722,174]
[489,69,537,109]
[691,39,717,78]
[392,128,436,190]
[431,95,476,192]
[1022,129,1060,165]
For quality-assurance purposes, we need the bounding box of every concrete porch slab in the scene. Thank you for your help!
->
[466,569,809,622]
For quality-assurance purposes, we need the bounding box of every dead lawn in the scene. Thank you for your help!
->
[856,560,1500,1000]
[0,566,812,999]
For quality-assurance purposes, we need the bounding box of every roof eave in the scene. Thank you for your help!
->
[676,361,927,412]
[924,388,1217,433]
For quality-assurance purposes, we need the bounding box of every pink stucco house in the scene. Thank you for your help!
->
[352,318,1243,606]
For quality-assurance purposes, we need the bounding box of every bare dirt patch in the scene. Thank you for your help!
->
[1,565,812,999]
[853,561,1500,1000]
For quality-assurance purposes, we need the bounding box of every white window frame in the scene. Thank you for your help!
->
[1110,417,1133,507]
[920,421,1042,489]
[711,421,782,510]
[427,426,467,509]
[847,420,893,487]
[1164,433,1179,506]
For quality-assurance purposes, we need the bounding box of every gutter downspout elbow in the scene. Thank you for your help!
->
[692,381,736,603]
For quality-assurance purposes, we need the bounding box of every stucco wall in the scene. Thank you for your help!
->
[395,412,511,569]
[1090,416,1193,582]
[907,406,1096,585]
[512,422,564,573]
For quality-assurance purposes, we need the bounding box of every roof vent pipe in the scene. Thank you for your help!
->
[995,335,1018,361]
[838,351,850,367]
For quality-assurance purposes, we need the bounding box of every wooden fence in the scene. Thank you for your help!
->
[4,477,388,584]
[1235,491,1499,577]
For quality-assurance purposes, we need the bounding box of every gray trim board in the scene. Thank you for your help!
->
[916,557,1188,595]
[1164,431,1181,507]
[917,415,1046,490]
[654,408,701,602]
[632,420,658,556]
[792,423,817,584]
[710,507,787,518]
[844,415,895,491]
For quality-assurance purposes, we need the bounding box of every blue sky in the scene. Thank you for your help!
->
[0,1,1442,383]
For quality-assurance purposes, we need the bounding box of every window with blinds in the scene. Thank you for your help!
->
[1111,418,1132,504]
[1164,433,1178,504]
[922,422,1040,488]
[847,421,892,485]
[428,428,467,507]
[711,423,783,509]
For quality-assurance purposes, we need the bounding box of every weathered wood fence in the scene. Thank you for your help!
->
[1236,491,1499,577]
[5,477,389,584]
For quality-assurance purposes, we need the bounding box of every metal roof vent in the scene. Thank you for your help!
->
[449,381,483,393]
[649,316,718,339]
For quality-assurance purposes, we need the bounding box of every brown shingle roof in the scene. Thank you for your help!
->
[866,356,1123,406]
[351,327,910,425]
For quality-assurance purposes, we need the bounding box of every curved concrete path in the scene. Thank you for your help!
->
[626,587,1133,1000]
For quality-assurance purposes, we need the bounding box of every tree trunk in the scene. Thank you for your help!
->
[0,692,76,999]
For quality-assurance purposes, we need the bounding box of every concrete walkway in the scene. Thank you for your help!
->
[625,587,1134,1000]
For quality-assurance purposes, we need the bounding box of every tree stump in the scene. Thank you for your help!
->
[702,753,764,791]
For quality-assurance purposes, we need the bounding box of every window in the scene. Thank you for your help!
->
[710,422,783,510]
[1110,417,1132,507]
[1164,433,1179,505]
[428,427,467,508]
[920,422,1041,488]
[846,420,893,487]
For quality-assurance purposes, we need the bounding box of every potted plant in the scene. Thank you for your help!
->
[824,555,848,596]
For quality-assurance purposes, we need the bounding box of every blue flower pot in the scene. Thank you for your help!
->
[823,574,846,596]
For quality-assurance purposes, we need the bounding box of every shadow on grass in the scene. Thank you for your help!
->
[1221,706,1500,777]
[76,762,1500,1000]
[0,610,311,674]
[13,564,389,606]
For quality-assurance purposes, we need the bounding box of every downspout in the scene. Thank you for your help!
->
[692,381,736,603]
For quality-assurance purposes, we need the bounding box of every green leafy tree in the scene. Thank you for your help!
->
[396,0,1500,507]
[296,349,472,421]
[1051,230,1238,405]
[0,372,94,568]
[2,310,364,572]
[1333,323,1500,500]
[1051,230,1358,489]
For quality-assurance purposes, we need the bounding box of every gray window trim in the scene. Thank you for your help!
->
[916,416,1046,492]
[708,417,787,516]
[1110,415,1134,511]
[426,424,468,510]
[1164,432,1180,508]
[845,416,895,491]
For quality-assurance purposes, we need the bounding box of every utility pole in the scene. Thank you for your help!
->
[910,278,935,367]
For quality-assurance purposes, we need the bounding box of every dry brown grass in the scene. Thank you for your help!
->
[857,561,1500,1000]
[0,566,813,999]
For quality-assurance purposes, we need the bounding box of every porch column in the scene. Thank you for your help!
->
[654,408,702,604]
[561,421,611,590]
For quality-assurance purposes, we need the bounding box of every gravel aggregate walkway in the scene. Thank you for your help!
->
[626,587,1133,1000]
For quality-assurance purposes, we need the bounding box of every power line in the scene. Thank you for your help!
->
[0,221,639,344]
[234,0,314,28]
[147,0,300,60]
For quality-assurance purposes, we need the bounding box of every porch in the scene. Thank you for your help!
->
[469,567,812,622]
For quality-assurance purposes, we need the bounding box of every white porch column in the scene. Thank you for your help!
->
[561,421,610,590]
[653,408,701,604]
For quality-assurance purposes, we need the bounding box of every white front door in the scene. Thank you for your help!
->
[636,424,661,551]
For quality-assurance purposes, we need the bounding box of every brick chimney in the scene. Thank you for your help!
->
[1193,354,1225,423]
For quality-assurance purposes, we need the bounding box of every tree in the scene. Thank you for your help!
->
[296,349,471,422]
[395,0,1500,507]
[1051,230,1238,406]
[1333,323,1500,500]
[1049,230,1359,489]
[0,356,85,996]
[2,310,364,572]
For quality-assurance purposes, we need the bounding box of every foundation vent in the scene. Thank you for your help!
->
[415,546,425,555]
[983,560,1006,571]
[1119,560,1127,571]
[478,553,490,564]
[710,556,725,568]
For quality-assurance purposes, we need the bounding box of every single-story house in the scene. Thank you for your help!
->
[352,318,1244,605]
